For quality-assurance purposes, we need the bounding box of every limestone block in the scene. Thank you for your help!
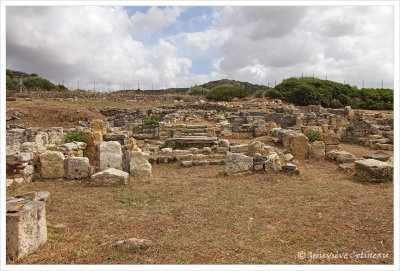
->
[65,157,91,179]
[99,141,122,170]
[6,201,47,259]
[290,134,310,159]
[310,141,325,159]
[229,144,249,153]
[264,152,282,171]
[226,152,253,175]
[88,168,129,186]
[129,150,152,179]
[354,159,393,182]
[40,151,65,179]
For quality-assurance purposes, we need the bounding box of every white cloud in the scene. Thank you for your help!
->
[6,6,191,90]
[130,6,184,34]
[6,5,394,90]
[213,6,393,87]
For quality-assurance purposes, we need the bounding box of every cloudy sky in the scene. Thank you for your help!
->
[6,5,394,91]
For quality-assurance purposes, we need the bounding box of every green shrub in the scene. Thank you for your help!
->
[65,130,85,143]
[175,142,186,149]
[6,75,19,90]
[187,85,209,96]
[106,127,112,133]
[144,114,159,125]
[265,88,282,99]
[23,76,56,90]
[272,77,393,110]
[206,84,248,102]
[306,131,323,142]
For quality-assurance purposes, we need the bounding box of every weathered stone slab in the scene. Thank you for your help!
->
[264,152,282,171]
[98,141,122,170]
[226,152,253,175]
[310,141,325,159]
[40,151,65,179]
[363,151,390,162]
[129,150,152,179]
[290,134,310,159]
[166,136,217,148]
[65,157,91,179]
[88,168,129,186]
[229,144,249,153]
[6,201,47,259]
[354,159,393,182]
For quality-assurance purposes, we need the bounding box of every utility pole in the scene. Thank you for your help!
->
[382,80,383,89]
[362,80,364,89]
[274,80,276,87]
[94,80,96,92]
[62,79,64,86]
[108,81,110,92]
[325,75,327,80]
[78,80,79,90]
[138,82,139,90]
[301,72,303,80]
[152,83,153,91]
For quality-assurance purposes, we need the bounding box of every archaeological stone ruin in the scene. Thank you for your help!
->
[5,95,394,258]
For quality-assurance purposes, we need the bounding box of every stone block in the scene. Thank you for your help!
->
[290,134,310,159]
[129,150,152,179]
[65,157,91,179]
[310,141,325,159]
[99,141,122,170]
[88,168,129,186]
[40,151,65,179]
[6,201,47,259]
[354,159,393,182]
[226,152,253,175]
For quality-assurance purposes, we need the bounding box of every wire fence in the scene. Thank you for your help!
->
[52,75,394,93]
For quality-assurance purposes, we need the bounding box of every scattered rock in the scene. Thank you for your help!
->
[354,159,393,182]
[226,152,253,175]
[115,238,151,250]
[88,168,129,186]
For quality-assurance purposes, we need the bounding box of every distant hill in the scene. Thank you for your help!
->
[6,69,67,91]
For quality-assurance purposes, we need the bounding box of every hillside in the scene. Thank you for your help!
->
[6,69,67,92]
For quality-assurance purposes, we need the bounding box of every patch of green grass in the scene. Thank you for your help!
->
[65,130,85,143]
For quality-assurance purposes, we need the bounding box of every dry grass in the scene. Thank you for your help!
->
[6,97,177,128]
[7,159,393,264]
[340,143,393,159]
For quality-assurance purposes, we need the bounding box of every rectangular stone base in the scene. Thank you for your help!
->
[7,201,47,259]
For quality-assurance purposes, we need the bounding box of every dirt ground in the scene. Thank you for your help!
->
[7,157,393,265]
[6,96,176,128]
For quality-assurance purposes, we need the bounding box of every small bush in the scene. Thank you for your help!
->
[218,110,224,114]
[144,114,159,125]
[106,127,112,133]
[206,84,248,102]
[65,130,85,143]
[175,142,186,149]
[306,131,323,142]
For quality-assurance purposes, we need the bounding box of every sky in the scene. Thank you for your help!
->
[6,5,394,91]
